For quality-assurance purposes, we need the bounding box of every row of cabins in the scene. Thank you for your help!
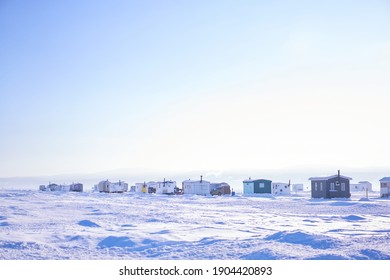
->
[132,180,180,194]
[310,173,389,198]
[38,173,390,198]
[242,175,349,198]
[131,178,232,196]
[39,183,83,192]
[91,178,230,195]
[243,179,302,195]
[243,171,389,198]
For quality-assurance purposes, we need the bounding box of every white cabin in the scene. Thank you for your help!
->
[109,181,128,193]
[146,181,158,193]
[135,183,148,193]
[155,180,176,194]
[182,179,211,195]
[272,182,291,195]
[380,177,390,197]
[97,180,128,193]
[350,181,372,192]
[292,184,304,192]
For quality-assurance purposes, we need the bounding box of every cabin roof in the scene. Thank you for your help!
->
[308,175,352,181]
[182,180,210,184]
[243,179,272,183]
[380,177,390,182]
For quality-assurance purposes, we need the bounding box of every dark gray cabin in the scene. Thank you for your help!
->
[309,171,351,199]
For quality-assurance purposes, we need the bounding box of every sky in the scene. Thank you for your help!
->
[1,0,390,180]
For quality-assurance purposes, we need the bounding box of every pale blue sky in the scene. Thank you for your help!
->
[1,0,390,177]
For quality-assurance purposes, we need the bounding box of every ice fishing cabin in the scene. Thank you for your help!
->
[309,170,351,199]
[182,176,210,195]
[155,180,177,195]
[272,182,291,195]
[210,182,231,195]
[48,183,61,191]
[379,177,390,197]
[69,183,83,192]
[243,178,272,195]
[292,184,304,192]
[96,180,128,193]
[134,183,147,193]
[133,181,158,193]
[133,180,180,194]
[350,181,372,192]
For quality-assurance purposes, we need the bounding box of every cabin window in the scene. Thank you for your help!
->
[320,182,323,191]
[330,183,335,191]
[259,183,265,188]
[341,183,346,191]
[314,182,318,191]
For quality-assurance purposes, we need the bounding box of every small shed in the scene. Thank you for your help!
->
[350,181,372,192]
[70,183,83,192]
[210,182,231,195]
[134,183,147,193]
[243,179,272,195]
[292,184,304,192]
[272,182,291,195]
[309,171,351,199]
[380,177,390,197]
[182,178,211,195]
[146,181,157,193]
[97,180,110,192]
[48,183,61,191]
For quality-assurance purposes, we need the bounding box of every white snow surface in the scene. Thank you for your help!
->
[0,190,389,260]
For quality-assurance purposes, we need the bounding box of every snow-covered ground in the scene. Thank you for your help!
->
[0,190,389,260]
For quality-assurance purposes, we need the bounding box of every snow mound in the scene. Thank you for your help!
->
[97,236,136,248]
[359,249,390,260]
[342,215,365,221]
[307,254,349,260]
[68,235,86,241]
[151,230,170,235]
[264,231,337,249]
[78,220,100,227]
[240,249,281,260]
[329,201,355,206]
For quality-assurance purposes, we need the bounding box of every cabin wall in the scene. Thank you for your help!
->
[311,180,327,198]
[243,182,254,194]
[326,177,350,198]
[272,183,291,195]
[254,180,272,194]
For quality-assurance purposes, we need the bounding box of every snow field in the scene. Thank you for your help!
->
[0,190,389,260]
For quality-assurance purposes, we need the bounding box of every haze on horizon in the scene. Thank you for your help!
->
[1,0,390,179]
